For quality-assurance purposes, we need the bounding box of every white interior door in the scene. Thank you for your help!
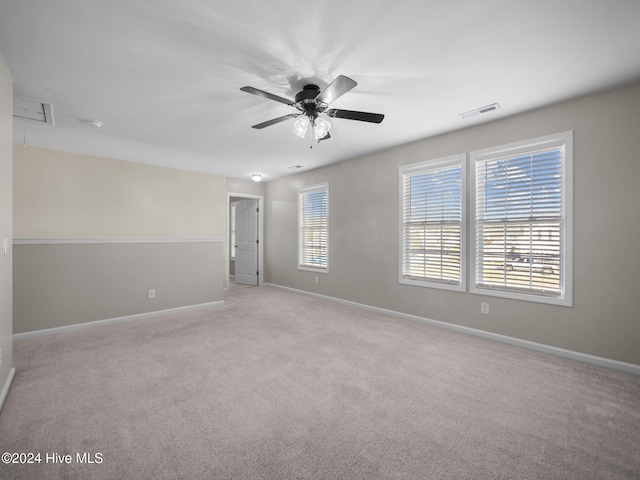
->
[234,199,258,285]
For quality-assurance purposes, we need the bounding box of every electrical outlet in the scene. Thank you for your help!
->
[148,289,156,299]
[481,302,490,315]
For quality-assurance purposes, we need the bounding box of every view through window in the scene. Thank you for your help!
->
[400,155,465,291]
[471,131,573,305]
[298,183,328,272]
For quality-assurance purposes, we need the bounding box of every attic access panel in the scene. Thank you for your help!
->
[13,95,54,125]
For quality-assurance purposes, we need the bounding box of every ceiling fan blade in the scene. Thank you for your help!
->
[326,109,385,124]
[240,86,295,106]
[316,75,357,104]
[251,114,299,129]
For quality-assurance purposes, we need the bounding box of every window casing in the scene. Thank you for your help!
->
[400,154,466,291]
[470,131,573,306]
[298,183,329,272]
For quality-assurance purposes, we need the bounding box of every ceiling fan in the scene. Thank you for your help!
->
[240,75,384,142]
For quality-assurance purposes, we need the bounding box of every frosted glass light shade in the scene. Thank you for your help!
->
[293,117,309,139]
[314,117,331,140]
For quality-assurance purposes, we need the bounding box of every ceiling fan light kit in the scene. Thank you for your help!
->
[240,75,384,142]
[293,115,331,140]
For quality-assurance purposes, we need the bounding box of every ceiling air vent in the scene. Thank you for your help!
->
[13,95,55,126]
[459,103,500,120]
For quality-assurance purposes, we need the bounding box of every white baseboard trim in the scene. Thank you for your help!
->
[13,301,225,340]
[266,283,640,376]
[0,367,16,414]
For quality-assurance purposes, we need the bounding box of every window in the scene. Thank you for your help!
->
[298,183,328,272]
[471,131,573,306]
[400,154,465,291]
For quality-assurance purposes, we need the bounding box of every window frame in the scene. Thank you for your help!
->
[399,153,466,292]
[298,182,329,273]
[470,131,573,306]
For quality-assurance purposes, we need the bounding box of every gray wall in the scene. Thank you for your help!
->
[266,81,640,367]
[13,240,223,334]
[13,146,228,333]
[0,49,13,399]
[13,146,227,239]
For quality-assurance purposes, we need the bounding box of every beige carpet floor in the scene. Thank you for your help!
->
[1,284,639,479]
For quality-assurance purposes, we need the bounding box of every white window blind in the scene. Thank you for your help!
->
[400,155,465,291]
[298,183,328,271]
[471,131,573,305]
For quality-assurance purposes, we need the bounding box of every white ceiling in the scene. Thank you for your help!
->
[1,0,640,181]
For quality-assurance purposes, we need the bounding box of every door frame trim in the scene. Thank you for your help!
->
[227,192,264,287]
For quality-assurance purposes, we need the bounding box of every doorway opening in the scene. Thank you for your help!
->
[227,193,264,288]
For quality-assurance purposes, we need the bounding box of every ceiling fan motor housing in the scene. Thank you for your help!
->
[295,84,328,117]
